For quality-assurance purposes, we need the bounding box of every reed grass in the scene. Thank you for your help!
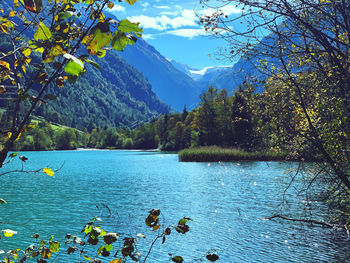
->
[178,146,289,162]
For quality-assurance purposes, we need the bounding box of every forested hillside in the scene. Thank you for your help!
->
[0,35,170,131]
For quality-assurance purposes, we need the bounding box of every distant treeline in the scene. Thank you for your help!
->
[9,84,321,160]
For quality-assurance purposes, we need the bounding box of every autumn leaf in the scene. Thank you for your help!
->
[124,0,138,5]
[152,225,160,231]
[1,229,18,237]
[0,60,10,70]
[43,168,54,176]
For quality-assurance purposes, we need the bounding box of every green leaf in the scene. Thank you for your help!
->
[127,35,137,45]
[34,22,52,41]
[111,32,128,51]
[50,241,60,253]
[0,199,7,204]
[60,11,74,20]
[64,54,84,76]
[178,219,187,225]
[96,49,106,58]
[105,244,113,251]
[97,245,112,257]
[118,19,142,37]
[83,225,93,235]
[28,40,44,53]
[172,256,184,263]
[85,59,101,70]
[86,28,112,55]
[9,153,18,158]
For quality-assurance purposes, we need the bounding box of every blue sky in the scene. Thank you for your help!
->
[110,0,242,69]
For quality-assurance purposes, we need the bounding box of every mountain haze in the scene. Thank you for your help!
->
[119,39,202,111]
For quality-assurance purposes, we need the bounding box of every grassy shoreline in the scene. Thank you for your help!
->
[178,146,291,162]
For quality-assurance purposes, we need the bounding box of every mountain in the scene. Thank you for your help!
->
[118,39,202,111]
[168,59,239,94]
[191,66,236,92]
[167,59,198,79]
[37,52,170,130]
[0,35,170,131]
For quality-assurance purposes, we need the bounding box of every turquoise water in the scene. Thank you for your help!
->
[0,150,349,262]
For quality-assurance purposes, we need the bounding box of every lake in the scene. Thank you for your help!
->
[0,150,349,262]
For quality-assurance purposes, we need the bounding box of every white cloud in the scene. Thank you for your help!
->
[200,6,241,17]
[142,34,156,40]
[160,10,180,16]
[164,28,210,39]
[128,15,164,30]
[110,5,125,12]
[128,9,196,31]
[127,5,241,33]
[141,2,149,8]
[153,5,170,9]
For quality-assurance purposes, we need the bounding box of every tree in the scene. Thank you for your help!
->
[231,86,253,149]
[198,86,219,146]
[200,0,350,190]
[0,0,142,167]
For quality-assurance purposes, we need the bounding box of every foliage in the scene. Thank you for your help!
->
[0,0,144,167]
[199,0,350,226]
[0,208,219,263]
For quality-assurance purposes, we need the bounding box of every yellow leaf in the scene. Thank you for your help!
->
[43,168,54,176]
[24,57,31,65]
[41,248,51,259]
[0,60,10,70]
[124,0,138,5]
[152,225,160,231]
[8,132,21,141]
[2,229,18,237]
[0,23,8,34]
[0,86,6,94]
[107,1,114,9]
[22,48,32,57]
[109,259,122,263]
[9,11,17,17]
[83,255,91,260]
